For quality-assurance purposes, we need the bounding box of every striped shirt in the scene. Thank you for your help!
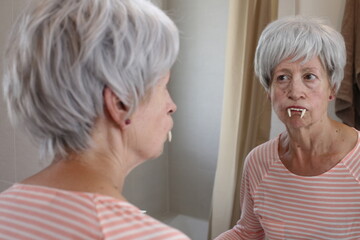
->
[0,184,190,240]
[216,130,360,240]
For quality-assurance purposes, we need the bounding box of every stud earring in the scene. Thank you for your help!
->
[125,119,131,125]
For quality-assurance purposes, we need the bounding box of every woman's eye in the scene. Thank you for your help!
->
[277,75,289,81]
[304,73,316,80]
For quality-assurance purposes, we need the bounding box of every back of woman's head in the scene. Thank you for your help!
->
[254,16,346,93]
[3,0,179,160]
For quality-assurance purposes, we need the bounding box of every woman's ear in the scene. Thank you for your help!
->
[103,87,129,129]
[329,86,336,101]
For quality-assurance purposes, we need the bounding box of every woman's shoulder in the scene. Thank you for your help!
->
[0,184,190,239]
[341,128,360,171]
[245,136,280,167]
[0,183,105,239]
[242,136,280,182]
[93,196,191,239]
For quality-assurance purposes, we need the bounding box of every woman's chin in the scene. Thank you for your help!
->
[147,147,165,161]
[283,118,308,129]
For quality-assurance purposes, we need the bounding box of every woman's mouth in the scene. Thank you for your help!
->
[287,107,307,118]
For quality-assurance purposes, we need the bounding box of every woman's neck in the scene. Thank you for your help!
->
[279,119,357,176]
[22,147,131,201]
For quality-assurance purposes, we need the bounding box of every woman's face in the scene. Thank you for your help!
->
[270,56,333,129]
[129,72,176,160]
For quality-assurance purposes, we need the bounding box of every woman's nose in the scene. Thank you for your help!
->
[287,79,305,100]
[168,98,177,114]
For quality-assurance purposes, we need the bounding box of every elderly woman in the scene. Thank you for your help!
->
[216,16,360,239]
[0,0,190,239]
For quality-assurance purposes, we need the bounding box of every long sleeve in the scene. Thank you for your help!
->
[214,134,360,239]
[214,158,264,240]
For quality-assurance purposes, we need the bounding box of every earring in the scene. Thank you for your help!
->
[125,119,131,125]
[329,95,333,100]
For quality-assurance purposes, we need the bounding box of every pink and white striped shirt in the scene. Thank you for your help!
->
[0,184,190,240]
[216,130,360,240]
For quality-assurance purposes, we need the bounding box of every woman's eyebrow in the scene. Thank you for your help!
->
[301,67,320,72]
[273,68,291,74]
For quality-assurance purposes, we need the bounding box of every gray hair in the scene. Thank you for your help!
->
[3,0,179,160]
[254,16,346,92]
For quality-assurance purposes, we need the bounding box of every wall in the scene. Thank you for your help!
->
[270,0,346,138]
[122,0,171,217]
[166,0,229,219]
[0,0,42,193]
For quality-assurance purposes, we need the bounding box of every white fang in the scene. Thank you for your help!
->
[300,109,306,119]
[287,108,307,118]
[168,131,172,142]
[287,108,292,117]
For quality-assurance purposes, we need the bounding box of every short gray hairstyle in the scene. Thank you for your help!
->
[3,0,179,160]
[254,16,346,92]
